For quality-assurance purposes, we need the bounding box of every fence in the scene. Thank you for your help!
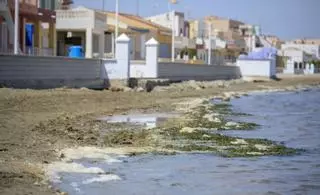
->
[1,34,242,89]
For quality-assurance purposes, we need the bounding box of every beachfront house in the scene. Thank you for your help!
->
[55,6,107,58]
[102,11,172,60]
[0,0,56,55]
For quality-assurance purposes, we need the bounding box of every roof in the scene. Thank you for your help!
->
[106,25,135,34]
[97,10,172,35]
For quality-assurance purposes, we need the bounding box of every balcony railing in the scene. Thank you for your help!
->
[56,10,91,20]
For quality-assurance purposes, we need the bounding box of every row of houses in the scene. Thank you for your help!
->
[1,1,319,68]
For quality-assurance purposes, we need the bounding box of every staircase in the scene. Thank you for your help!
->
[258,36,273,48]
[0,0,14,53]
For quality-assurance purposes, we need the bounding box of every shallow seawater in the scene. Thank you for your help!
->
[98,113,179,129]
[53,89,320,195]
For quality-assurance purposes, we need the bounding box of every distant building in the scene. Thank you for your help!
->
[290,39,320,45]
[105,11,172,59]
[281,43,320,59]
[145,11,185,37]
[204,16,244,35]
[189,19,205,39]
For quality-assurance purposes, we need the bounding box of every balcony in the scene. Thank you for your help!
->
[56,7,107,31]
[56,9,93,30]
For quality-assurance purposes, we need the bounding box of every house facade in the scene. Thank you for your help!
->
[105,11,172,59]
[0,0,56,55]
[55,6,107,58]
[281,43,320,59]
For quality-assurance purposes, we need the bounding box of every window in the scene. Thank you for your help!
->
[294,62,298,69]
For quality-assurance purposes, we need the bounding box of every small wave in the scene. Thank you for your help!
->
[46,162,105,183]
[82,174,122,185]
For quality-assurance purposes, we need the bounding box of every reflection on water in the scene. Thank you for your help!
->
[55,89,320,195]
[98,113,179,129]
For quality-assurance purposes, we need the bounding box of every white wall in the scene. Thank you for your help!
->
[130,64,149,78]
[281,43,320,58]
[237,59,276,78]
[283,49,304,62]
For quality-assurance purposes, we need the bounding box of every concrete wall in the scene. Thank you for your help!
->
[1,34,244,90]
[237,59,276,78]
[158,63,241,81]
[0,55,104,89]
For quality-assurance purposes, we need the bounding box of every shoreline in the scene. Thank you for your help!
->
[1,75,320,194]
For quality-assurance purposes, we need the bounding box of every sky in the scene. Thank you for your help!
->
[74,0,320,41]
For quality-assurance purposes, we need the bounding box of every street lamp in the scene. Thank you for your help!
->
[114,0,119,56]
[115,0,119,40]
[208,23,212,65]
[168,0,177,62]
[14,0,19,54]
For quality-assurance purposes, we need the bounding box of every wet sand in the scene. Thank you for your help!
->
[1,75,320,194]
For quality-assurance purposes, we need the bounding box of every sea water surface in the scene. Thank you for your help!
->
[54,88,320,195]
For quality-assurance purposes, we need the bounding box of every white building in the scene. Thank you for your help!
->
[56,6,107,58]
[281,43,320,59]
[145,11,185,37]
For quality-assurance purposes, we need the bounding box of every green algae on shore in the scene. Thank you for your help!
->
[102,100,299,158]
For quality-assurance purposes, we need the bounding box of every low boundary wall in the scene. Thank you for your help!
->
[1,34,243,89]
[158,63,241,81]
[0,55,104,89]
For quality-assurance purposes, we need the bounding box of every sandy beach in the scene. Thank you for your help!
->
[1,75,320,195]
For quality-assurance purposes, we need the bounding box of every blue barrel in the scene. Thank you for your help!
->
[68,46,84,58]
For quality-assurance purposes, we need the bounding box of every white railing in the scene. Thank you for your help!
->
[56,10,91,20]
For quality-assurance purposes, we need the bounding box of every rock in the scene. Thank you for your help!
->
[203,114,221,123]
[230,139,248,145]
[179,127,197,133]
[254,144,270,151]
[80,87,89,91]
[123,87,133,92]
[110,86,132,92]
[135,87,144,92]
[225,121,239,127]
[222,97,231,102]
